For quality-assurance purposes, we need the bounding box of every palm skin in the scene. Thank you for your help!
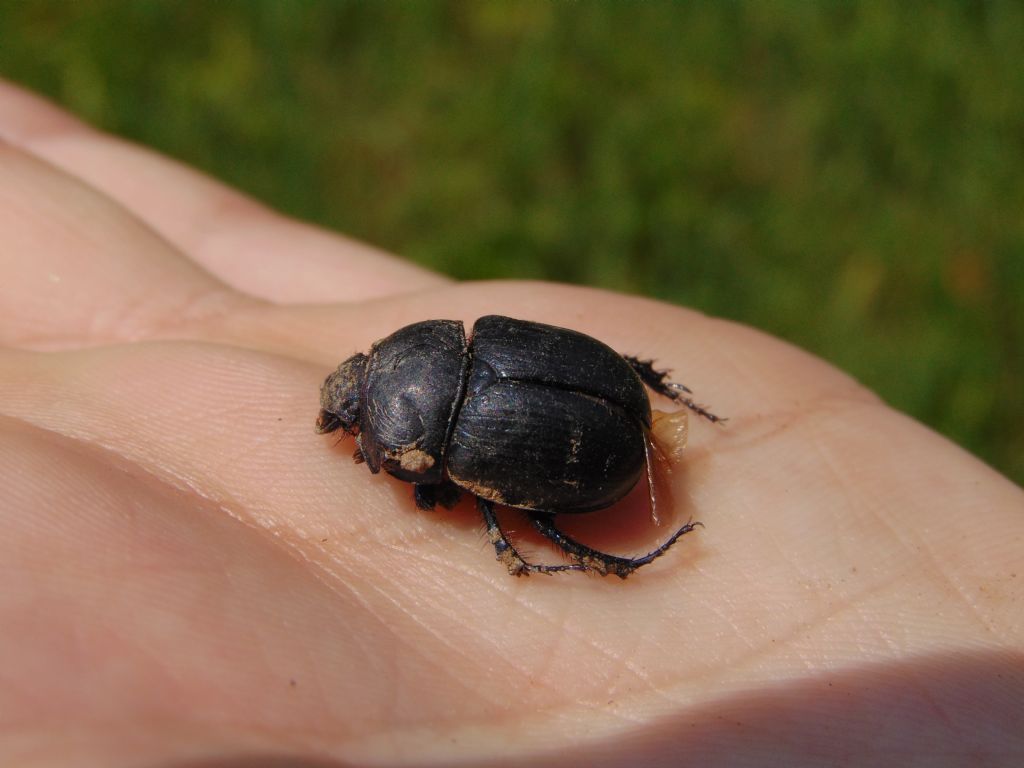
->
[1,80,1022,768]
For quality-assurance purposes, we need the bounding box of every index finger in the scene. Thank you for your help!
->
[0,79,448,303]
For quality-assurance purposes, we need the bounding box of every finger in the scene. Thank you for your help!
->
[0,142,248,350]
[0,78,447,302]
[0,138,408,357]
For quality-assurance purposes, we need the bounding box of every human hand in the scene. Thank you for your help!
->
[1,80,1021,768]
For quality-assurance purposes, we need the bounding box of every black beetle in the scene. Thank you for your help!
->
[317,315,722,578]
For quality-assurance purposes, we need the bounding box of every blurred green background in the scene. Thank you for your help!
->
[1,1,1021,485]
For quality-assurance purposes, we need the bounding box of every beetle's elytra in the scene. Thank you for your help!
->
[317,315,722,578]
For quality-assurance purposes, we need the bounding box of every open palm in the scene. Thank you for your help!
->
[1,81,1022,768]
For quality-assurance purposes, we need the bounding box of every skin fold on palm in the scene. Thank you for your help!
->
[0,80,1022,768]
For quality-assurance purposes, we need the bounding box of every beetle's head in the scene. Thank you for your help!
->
[316,353,368,435]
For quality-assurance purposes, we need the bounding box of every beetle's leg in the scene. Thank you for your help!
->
[623,355,725,424]
[414,482,462,511]
[414,485,436,510]
[477,498,585,576]
[624,355,691,395]
[529,513,702,579]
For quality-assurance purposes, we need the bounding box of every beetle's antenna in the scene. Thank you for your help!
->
[643,434,661,526]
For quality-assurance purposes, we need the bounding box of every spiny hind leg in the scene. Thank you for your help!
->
[622,355,725,424]
[529,512,702,579]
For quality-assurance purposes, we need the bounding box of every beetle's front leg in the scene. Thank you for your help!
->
[476,498,585,576]
[414,481,462,511]
[623,355,725,424]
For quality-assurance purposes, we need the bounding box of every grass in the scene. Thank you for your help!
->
[1,0,1021,485]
